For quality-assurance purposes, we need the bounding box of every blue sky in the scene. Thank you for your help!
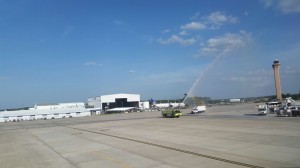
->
[0,0,300,108]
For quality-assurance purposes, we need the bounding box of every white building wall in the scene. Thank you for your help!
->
[81,112,90,117]
[33,102,85,110]
[35,104,59,110]
[230,99,241,103]
[101,95,116,103]
[88,97,102,108]
[101,94,140,103]
[0,101,113,123]
[59,102,85,108]
[88,94,140,109]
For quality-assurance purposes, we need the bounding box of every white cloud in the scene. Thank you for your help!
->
[84,61,103,66]
[199,31,251,56]
[129,70,136,73]
[189,11,238,27]
[179,30,189,36]
[222,69,273,88]
[161,29,171,34]
[261,0,300,14]
[181,22,206,30]
[157,35,197,46]
[204,11,238,29]
[262,0,273,7]
[0,77,6,80]
[284,66,300,75]
[190,12,201,20]
[278,0,300,13]
[157,11,240,49]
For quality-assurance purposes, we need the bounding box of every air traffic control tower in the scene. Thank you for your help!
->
[272,59,282,101]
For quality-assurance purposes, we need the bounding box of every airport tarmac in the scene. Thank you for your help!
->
[1,103,300,168]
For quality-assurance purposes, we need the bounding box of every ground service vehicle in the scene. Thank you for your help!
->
[291,107,300,117]
[162,109,182,118]
[257,104,267,115]
[276,97,299,117]
[191,106,206,114]
[277,106,292,117]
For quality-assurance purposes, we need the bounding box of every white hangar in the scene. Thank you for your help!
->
[88,93,140,111]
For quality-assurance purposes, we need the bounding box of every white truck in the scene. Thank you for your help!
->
[258,104,267,115]
[191,106,206,114]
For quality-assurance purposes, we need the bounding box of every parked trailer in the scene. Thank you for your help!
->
[290,106,300,117]
[291,109,300,117]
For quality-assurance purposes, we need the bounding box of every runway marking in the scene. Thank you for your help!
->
[59,124,264,168]
[93,151,132,168]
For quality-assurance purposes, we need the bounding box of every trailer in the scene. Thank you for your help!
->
[291,109,300,117]
[276,98,300,117]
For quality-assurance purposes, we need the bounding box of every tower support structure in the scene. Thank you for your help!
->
[272,59,282,101]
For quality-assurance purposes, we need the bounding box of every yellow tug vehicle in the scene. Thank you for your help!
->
[162,109,182,118]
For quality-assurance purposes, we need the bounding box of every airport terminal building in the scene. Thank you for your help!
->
[0,93,142,123]
[88,93,140,111]
[0,102,90,123]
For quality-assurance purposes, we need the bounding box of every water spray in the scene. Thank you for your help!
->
[183,54,223,106]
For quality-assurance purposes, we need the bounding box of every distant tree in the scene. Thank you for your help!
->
[268,95,277,101]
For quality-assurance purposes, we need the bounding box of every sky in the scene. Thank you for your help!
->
[0,0,300,109]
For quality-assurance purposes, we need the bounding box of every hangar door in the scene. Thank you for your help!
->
[108,98,139,109]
